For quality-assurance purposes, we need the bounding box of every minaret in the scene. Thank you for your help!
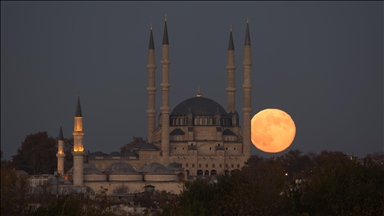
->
[160,15,170,164]
[72,96,85,186]
[147,23,157,143]
[242,17,252,158]
[226,25,236,113]
[56,124,65,175]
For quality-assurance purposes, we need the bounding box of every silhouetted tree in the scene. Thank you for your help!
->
[112,184,129,195]
[1,150,12,168]
[161,151,384,216]
[63,138,74,173]
[1,167,31,215]
[120,136,145,154]
[289,151,384,215]
[12,132,57,175]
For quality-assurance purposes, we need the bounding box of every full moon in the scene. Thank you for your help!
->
[251,109,296,153]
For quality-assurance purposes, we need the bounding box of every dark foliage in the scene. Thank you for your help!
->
[12,132,57,175]
[161,150,384,216]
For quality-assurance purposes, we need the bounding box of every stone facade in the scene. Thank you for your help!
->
[62,18,253,195]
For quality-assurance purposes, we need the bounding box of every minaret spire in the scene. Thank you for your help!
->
[58,124,64,140]
[147,23,157,143]
[148,23,155,50]
[245,16,251,46]
[162,14,169,45]
[226,25,236,113]
[56,124,65,175]
[242,17,253,159]
[228,25,234,51]
[75,96,82,117]
[160,15,171,164]
[72,96,85,186]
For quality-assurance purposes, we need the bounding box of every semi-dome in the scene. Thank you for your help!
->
[171,96,227,116]
[104,162,137,173]
[47,175,72,185]
[109,151,121,156]
[139,163,150,173]
[111,166,138,174]
[108,163,141,182]
[133,141,159,150]
[89,151,108,156]
[67,163,103,175]
[140,162,174,174]
[124,151,139,157]
[83,163,103,174]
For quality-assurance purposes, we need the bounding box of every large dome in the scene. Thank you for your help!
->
[171,96,227,116]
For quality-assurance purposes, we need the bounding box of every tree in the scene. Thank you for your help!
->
[288,151,384,215]
[112,184,129,195]
[1,167,31,215]
[63,138,74,173]
[12,132,57,175]
[1,150,12,169]
[26,187,117,216]
[120,136,145,154]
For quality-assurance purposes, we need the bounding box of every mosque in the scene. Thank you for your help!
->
[55,17,254,195]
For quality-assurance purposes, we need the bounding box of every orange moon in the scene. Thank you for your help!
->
[251,109,296,153]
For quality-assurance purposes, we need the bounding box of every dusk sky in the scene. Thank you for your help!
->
[1,2,383,160]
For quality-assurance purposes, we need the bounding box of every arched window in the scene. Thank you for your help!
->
[194,118,198,125]
[197,170,203,176]
[211,170,217,176]
[204,118,207,125]
[186,170,190,176]
[199,118,203,125]
[180,118,184,125]
[205,170,210,176]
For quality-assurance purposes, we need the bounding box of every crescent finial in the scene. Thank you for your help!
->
[197,85,201,97]
[165,14,167,21]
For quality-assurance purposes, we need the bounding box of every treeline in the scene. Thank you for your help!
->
[160,150,384,216]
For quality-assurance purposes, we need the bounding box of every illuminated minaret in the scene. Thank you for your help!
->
[242,17,252,158]
[56,124,65,175]
[160,15,170,164]
[147,23,157,143]
[72,96,85,186]
[226,25,236,113]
